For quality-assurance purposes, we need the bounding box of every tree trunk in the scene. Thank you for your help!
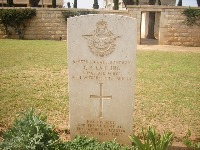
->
[93,0,99,9]
[197,0,200,7]
[52,0,56,8]
[73,0,77,8]
[177,0,182,6]
[147,12,156,39]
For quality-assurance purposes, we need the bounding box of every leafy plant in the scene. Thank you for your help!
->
[62,10,98,21]
[113,0,119,10]
[182,8,200,26]
[183,130,200,150]
[0,9,36,39]
[0,109,63,150]
[129,127,174,150]
[64,135,132,150]
[0,108,131,150]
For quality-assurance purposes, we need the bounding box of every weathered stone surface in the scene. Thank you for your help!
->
[67,14,137,145]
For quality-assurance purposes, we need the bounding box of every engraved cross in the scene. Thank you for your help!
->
[90,83,112,118]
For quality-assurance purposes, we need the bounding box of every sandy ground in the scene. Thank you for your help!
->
[138,38,200,52]
[138,44,200,52]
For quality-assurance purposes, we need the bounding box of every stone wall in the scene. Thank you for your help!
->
[128,5,200,46]
[0,6,200,46]
[25,8,66,40]
[160,7,200,46]
[0,8,128,40]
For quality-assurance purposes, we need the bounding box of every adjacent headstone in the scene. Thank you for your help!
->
[67,14,137,145]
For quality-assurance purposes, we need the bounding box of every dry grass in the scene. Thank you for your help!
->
[0,40,200,142]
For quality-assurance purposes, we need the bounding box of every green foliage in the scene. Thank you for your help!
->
[29,0,40,7]
[0,9,36,39]
[52,0,56,8]
[113,0,119,10]
[157,0,161,5]
[64,135,132,150]
[136,0,139,5]
[129,127,174,150]
[183,130,200,150]
[62,10,98,21]
[0,109,63,150]
[183,8,200,26]
[0,107,131,150]
[177,0,182,6]
[7,0,14,7]
[0,40,200,146]
[73,0,77,8]
[93,0,99,9]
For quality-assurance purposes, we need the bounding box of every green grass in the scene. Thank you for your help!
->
[0,40,68,131]
[0,39,200,141]
[135,51,200,140]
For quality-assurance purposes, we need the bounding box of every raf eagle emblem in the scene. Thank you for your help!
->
[83,20,119,57]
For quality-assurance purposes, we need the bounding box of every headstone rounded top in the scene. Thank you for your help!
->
[67,14,136,21]
[67,14,137,145]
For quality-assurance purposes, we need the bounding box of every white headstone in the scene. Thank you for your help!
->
[67,14,137,145]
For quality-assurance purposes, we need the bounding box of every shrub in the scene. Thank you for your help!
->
[113,0,119,10]
[63,135,132,150]
[0,9,36,39]
[0,109,131,150]
[129,127,174,150]
[62,10,98,21]
[0,109,63,150]
[182,8,200,26]
[0,108,177,150]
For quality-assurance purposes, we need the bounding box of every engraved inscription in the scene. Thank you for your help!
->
[77,120,126,137]
[83,20,119,57]
[90,83,112,118]
[72,60,133,81]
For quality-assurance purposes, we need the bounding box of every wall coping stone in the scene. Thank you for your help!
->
[127,5,200,10]
[0,7,128,13]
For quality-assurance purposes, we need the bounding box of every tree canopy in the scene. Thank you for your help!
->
[93,0,99,9]
[197,0,200,7]
[177,0,182,6]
